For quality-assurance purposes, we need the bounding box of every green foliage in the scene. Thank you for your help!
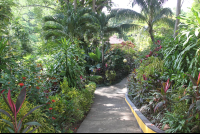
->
[87,75,103,84]
[161,111,194,133]
[88,47,101,62]
[136,56,164,81]
[105,70,116,84]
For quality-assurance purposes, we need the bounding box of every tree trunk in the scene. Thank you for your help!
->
[173,0,181,38]
[149,25,155,43]
[92,0,96,12]
[74,0,77,10]
[101,36,105,82]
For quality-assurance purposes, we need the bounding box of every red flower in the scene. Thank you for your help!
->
[105,63,108,67]
[49,108,53,110]
[44,90,49,93]
[22,77,26,80]
[145,55,149,58]
[159,45,162,49]
[19,83,24,87]
[46,96,49,99]
[157,40,161,45]
[140,59,142,63]
[149,51,153,56]
[52,117,55,120]
[0,89,5,95]
[80,75,83,79]
[36,86,40,89]
[52,100,55,103]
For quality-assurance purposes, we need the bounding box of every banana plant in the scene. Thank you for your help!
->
[0,87,44,133]
[88,47,101,71]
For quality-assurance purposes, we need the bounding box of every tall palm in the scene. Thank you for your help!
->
[92,11,139,80]
[43,5,98,43]
[43,5,99,83]
[114,0,174,43]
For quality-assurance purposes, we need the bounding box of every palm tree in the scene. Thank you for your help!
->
[91,11,139,80]
[113,0,174,43]
[43,5,98,43]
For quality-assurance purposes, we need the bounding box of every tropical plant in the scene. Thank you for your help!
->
[113,0,174,43]
[0,87,44,133]
[43,4,98,46]
[88,47,102,71]
[92,11,139,80]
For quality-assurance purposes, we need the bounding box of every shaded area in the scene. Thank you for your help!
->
[77,77,141,133]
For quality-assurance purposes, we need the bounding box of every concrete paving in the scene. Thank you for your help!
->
[77,77,142,133]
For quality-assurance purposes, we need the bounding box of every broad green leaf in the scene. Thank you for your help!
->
[6,127,15,133]
[27,126,40,133]
[180,95,192,101]
[0,109,13,121]
[17,120,22,133]
[95,47,101,61]
[196,100,200,111]
[22,126,31,133]
[3,95,13,114]
[0,119,14,129]
[24,121,42,126]
[188,103,195,112]
[186,74,197,86]
[88,52,98,62]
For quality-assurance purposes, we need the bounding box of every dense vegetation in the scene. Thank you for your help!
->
[0,0,200,133]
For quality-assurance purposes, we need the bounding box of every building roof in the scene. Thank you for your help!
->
[109,35,124,44]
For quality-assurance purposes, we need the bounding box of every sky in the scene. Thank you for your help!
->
[103,0,194,13]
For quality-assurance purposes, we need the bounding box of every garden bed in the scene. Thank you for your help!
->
[125,89,165,133]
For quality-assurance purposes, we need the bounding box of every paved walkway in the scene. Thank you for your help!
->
[77,77,141,133]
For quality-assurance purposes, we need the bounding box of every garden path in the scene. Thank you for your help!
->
[77,76,141,133]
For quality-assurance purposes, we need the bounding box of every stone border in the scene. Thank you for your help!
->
[125,88,165,133]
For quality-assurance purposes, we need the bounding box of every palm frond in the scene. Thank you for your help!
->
[152,8,173,23]
[43,29,68,40]
[114,8,146,22]
[104,26,122,37]
[119,23,141,32]
[154,17,175,28]
[132,0,148,11]
[43,14,64,24]
[43,22,64,31]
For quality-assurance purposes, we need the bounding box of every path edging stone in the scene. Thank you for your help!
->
[125,88,165,133]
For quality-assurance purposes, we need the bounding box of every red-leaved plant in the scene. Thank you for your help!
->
[0,87,44,133]
[180,73,200,118]
[154,78,171,112]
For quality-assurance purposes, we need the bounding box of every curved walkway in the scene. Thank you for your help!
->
[77,77,141,133]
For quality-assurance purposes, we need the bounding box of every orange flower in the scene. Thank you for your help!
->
[8,82,10,84]
[52,100,55,103]
[49,108,53,110]
[19,83,24,87]
[22,77,26,80]
[36,86,40,89]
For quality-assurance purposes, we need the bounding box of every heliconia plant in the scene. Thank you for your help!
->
[0,87,44,133]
